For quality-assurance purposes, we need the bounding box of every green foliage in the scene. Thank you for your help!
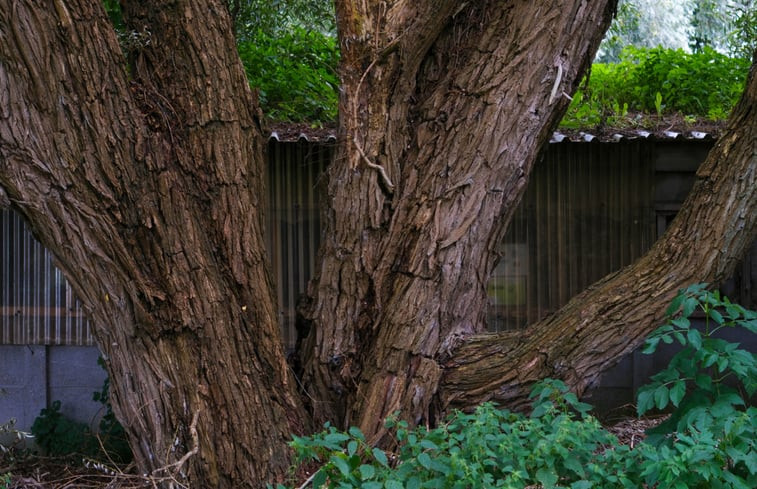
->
[228,0,336,43]
[283,380,638,489]
[726,1,757,60]
[237,26,339,123]
[560,46,750,128]
[30,359,132,463]
[1,471,10,489]
[279,287,756,489]
[636,284,756,488]
[31,400,95,457]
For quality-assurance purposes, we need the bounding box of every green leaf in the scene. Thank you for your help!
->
[671,317,691,329]
[564,456,586,477]
[536,468,559,488]
[359,464,375,480]
[709,308,724,324]
[347,440,357,456]
[687,328,702,350]
[384,480,404,489]
[682,297,699,317]
[666,294,685,316]
[372,447,389,467]
[654,385,670,410]
[348,426,365,441]
[637,388,655,416]
[406,477,421,489]
[571,481,593,489]
[330,455,351,477]
[312,470,327,489]
[642,337,660,354]
[669,380,687,407]
[695,373,713,391]
[417,452,432,470]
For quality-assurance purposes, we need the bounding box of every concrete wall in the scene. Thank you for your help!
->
[0,345,106,435]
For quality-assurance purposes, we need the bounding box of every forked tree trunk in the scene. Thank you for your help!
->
[0,1,303,486]
[300,0,621,437]
[1,0,755,486]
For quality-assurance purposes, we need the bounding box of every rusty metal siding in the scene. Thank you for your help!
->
[0,208,93,345]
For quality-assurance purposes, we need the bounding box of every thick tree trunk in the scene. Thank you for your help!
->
[2,0,755,485]
[301,0,619,439]
[0,1,303,486]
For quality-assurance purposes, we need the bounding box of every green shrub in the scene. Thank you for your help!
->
[238,27,339,123]
[636,283,756,489]
[278,285,756,489]
[30,359,132,463]
[281,379,639,489]
[561,47,750,128]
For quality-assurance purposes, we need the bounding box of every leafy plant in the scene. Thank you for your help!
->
[91,357,132,463]
[277,285,756,489]
[237,26,339,123]
[1,471,10,489]
[31,400,95,457]
[282,379,638,489]
[560,46,750,129]
[30,359,132,463]
[636,283,757,488]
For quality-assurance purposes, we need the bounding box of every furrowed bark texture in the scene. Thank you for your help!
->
[0,0,303,486]
[442,59,757,410]
[301,0,619,438]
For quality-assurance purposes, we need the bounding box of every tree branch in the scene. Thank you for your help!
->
[441,60,757,411]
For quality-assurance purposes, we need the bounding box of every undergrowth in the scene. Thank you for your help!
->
[276,284,756,489]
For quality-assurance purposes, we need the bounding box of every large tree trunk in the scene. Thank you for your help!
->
[301,0,755,444]
[1,0,755,486]
[301,0,620,438]
[0,1,304,486]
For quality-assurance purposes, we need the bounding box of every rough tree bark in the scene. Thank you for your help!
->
[0,0,304,486]
[300,0,755,444]
[300,0,622,437]
[441,60,756,410]
[1,0,755,486]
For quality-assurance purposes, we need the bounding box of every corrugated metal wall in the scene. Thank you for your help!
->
[0,209,92,345]
[265,141,332,347]
[487,141,657,331]
[1,139,719,349]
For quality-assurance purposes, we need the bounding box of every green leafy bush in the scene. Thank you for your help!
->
[238,27,339,123]
[279,285,756,489]
[285,379,635,489]
[636,283,756,489]
[30,359,132,463]
[31,400,96,457]
[561,47,750,128]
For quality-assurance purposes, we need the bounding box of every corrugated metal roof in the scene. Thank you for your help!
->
[549,129,717,144]
[266,126,717,144]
